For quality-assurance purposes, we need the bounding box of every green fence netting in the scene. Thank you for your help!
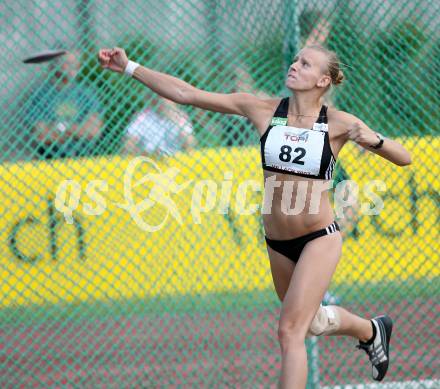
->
[1,0,439,387]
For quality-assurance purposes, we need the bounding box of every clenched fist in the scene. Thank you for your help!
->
[98,47,129,73]
[347,122,379,147]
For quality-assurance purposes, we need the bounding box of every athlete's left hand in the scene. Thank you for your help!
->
[347,122,378,147]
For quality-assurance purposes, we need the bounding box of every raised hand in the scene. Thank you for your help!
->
[347,122,379,147]
[98,47,129,73]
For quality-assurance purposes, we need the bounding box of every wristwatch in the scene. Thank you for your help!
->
[370,132,385,149]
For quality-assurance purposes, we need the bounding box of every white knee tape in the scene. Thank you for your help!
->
[306,305,340,337]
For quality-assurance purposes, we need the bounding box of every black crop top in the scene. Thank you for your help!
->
[260,97,336,180]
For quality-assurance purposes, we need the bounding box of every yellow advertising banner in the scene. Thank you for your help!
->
[0,138,438,307]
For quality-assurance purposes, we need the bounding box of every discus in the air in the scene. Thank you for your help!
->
[22,49,67,64]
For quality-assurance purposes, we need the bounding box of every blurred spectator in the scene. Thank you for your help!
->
[124,97,196,157]
[26,50,103,159]
[299,9,331,47]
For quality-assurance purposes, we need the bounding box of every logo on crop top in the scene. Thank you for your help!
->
[271,117,288,126]
[284,131,309,143]
[313,123,328,132]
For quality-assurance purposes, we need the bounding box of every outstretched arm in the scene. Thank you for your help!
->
[98,48,276,134]
[334,111,412,166]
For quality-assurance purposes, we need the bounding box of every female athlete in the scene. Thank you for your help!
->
[98,44,411,388]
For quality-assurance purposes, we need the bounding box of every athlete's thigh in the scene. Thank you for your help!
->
[267,246,295,302]
[281,233,342,326]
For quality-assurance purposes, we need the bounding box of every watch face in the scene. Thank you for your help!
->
[370,133,384,149]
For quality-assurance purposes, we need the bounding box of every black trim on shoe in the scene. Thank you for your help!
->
[356,315,393,382]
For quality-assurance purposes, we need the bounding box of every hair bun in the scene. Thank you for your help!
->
[334,70,344,85]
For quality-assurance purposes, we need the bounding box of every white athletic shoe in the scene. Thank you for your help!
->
[357,315,393,381]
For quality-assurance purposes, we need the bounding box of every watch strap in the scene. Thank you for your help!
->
[370,133,384,149]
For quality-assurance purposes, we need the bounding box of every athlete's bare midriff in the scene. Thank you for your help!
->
[262,170,336,239]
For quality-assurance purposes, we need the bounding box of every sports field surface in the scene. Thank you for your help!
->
[1,280,438,388]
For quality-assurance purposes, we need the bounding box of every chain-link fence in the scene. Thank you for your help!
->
[1,0,439,387]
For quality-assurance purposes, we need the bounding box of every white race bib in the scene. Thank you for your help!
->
[264,125,325,175]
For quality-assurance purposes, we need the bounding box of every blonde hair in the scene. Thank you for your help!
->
[305,44,345,86]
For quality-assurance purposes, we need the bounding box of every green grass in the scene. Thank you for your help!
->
[332,277,439,303]
[1,277,438,327]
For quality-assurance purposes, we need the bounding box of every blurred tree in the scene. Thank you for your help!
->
[326,3,438,137]
[370,21,437,136]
